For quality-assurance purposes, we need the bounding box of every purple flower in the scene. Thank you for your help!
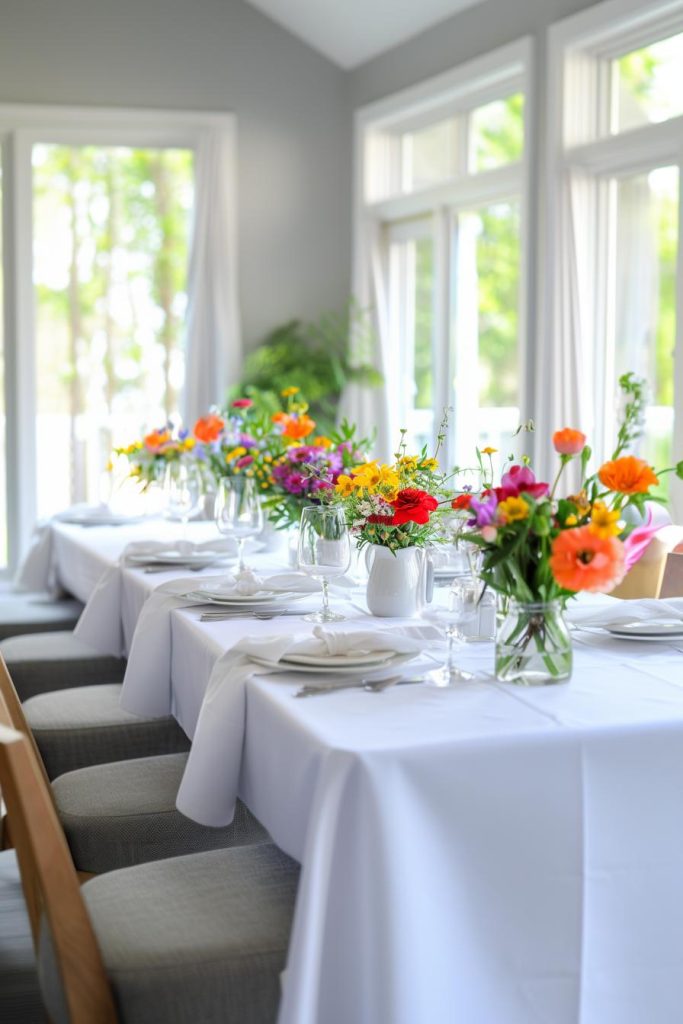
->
[178,428,189,440]
[468,492,498,527]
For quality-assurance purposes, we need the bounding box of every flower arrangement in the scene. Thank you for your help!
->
[114,424,200,488]
[458,376,683,683]
[331,430,447,552]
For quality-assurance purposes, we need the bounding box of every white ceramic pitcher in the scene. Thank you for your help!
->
[365,544,426,617]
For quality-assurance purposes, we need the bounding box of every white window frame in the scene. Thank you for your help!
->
[546,0,683,516]
[0,104,234,572]
[354,37,533,469]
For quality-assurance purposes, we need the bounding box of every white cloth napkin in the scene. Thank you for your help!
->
[173,623,440,827]
[566,595,683,629]
[193,569,356,597]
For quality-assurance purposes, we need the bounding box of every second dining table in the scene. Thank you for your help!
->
[31,517,683,1024]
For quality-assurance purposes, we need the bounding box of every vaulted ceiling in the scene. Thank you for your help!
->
[244,0,486,68]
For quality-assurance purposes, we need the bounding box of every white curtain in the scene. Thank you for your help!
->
[339,217,395,461]
[182,122,241,425]
[535,168,595,487]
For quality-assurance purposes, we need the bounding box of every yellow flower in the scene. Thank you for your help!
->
[398,455,418,470]
[335,474,356,497]
[377,465,400,493]
[264,455,273,464]
[313,436,332,449]
[225,446,247,463]
[498,496,530,522]
[481,446,498,456]
[589,501,621,539]
[281,386,300,397]
[422,458,439,472]
[565,514,578,526]
[105,459,113,472]
[182,437,196,451]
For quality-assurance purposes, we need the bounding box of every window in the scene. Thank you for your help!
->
[0,106,236,570]
[355,40,531,470]
[549,0,683,516]
[32,144,194,517]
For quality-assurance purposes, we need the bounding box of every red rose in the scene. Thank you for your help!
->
[390,488,438,526]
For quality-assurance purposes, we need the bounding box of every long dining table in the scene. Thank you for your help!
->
[24,517,683,1024]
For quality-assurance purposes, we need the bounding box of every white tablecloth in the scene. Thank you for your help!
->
[31,520,683,1023]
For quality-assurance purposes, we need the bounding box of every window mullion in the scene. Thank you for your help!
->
[673,152,683,521]
[431,207,452,462]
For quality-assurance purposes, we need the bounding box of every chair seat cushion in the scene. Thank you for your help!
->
[0,850,45,1022]
[39,843,299,1024]
[1,630,125,700]
[0,592,83,642]
[24,684,190,780]
[53,752,269,873]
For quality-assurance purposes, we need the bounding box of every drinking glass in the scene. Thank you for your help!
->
[214,477,264,572]
[424,577,480,686]
[163,461,203,537]
[297,506,351,623]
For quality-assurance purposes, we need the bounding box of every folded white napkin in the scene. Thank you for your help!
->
[172,622,441,827]
[566,595,683,629]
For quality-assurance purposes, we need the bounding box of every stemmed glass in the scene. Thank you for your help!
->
[297,506,351,623]
[163,461,203,538]
[214,477,264,573]
[424,577,480,686]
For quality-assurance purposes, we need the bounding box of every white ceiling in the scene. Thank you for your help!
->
[246,0,486,69]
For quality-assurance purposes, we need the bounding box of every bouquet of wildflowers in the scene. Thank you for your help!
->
[332,430,450,552]
[114,424,201,488]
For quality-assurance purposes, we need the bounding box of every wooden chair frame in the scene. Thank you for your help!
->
[0,698,118,1023]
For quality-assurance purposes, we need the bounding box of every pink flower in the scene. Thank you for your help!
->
[235,455,254,469]
[232,398,253,409]
[622,507,661,571]
[495,465,549,501]
[481,525,498,543]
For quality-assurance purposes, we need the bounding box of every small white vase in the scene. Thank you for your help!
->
[365,544,426,618]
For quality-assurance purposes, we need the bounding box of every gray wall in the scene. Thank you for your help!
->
[0,0,351,348]
[348,0,603,108]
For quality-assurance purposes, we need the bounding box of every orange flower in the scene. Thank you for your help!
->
[552,428,586,456]
[144,429,172,453]
[274,413,316,440]
[598,456,659,495]
[550,525,625,593]
[193,414,225,443]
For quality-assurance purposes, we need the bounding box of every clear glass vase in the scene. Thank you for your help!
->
[495,599,572,686]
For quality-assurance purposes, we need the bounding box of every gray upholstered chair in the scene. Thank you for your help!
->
[0,726,299,1024]
[0,590,84,642]
[0,630,126,701]
[1,657,268,874]
[23,683,191,780]
[53,752,269,874]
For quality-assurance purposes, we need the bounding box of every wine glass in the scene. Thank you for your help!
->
[297,506,351,623]
[214,477,264,573]
[163,461,203,538]
[424,577,480,686]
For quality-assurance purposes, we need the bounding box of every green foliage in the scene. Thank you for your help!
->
[236,303,382,436]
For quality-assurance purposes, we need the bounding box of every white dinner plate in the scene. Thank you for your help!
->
[129,551,232,567]
[185,588,307,607]
[252,651,417,676]
[606,620,683,641]
[281,650,394,668]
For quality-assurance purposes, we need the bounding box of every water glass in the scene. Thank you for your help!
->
[215,477,264,572]
[163,462,203,536]
[297,506,351,623]
[424,578,480,686]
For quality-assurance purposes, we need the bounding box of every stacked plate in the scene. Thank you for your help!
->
[59,507,146,527]
[604,620,683,643]
[184,584,308,609]
[128,550,232,570]
[253,649,417,676]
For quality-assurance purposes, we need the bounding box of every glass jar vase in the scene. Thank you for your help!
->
[495,599,572,686]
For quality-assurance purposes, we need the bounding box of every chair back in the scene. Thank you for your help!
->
[0,653,50,788]
[0,694,118,1023]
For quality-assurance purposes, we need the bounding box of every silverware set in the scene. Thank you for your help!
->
[295,675,423,697]
[199,608,303,622]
